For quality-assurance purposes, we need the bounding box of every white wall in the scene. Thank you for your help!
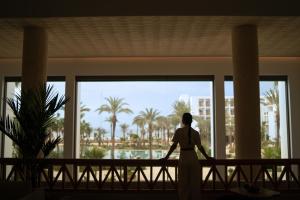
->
[0,57,299,159]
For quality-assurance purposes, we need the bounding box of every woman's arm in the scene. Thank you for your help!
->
[196,144,212,160]
[195,133,214,160]
[162,142,178,160]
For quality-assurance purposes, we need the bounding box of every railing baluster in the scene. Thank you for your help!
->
[250,164,253,184]
[123,165,127,190]
[73,163,77,190]
[237,165,240,187]
[200,164,203,191]
[99,165,102,188]
[298,164,300,184]
[163,166,166,190]
[62,165,65,189]
[111,166,115,190]
[150,164,153,190]
[287,164,290,189]
[49,164,53,189]
[137,166,140,191]
[274,164,278,189]
[224,165,228,190]
[87,165,90,189]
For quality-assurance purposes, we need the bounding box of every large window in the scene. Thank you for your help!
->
[1,79,65,158]
[77,78,214,159]
[224,77,289,159]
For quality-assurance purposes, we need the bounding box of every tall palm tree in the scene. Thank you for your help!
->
[138,108,160,159]
[170,100,191,129]
[95,127,107,145]
[80,102,90,120]
[120,123,129,140]
[80,120,92,146]
[50,113,65,157]
[156,116,167,145]
[133,116,146,147]
[96,97,132,159]
[261,82,280,147]
[194,116,211,148]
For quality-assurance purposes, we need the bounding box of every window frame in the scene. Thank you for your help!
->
[75,75,216,158]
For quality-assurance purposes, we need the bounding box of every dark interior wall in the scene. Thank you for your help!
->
[1,0,300,18]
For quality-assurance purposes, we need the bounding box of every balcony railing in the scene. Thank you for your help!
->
[0,158,299,191]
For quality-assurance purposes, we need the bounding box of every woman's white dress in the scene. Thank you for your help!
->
[172,127,202,200]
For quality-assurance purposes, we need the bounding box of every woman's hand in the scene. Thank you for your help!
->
[159,157,168,162]
[206,156,215,161]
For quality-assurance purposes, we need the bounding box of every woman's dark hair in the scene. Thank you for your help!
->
[182,113,193,144]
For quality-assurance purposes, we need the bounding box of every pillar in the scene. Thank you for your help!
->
[289,74,300,159]
[232,24,261,159]
[214,74,226,159]
[22,26,48,91]
[64,75,77,158]
[0,75,4,157]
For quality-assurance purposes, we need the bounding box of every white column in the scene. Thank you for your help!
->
[288,74,300,159]
[214,74,226,159]
[64,75,76,158]
[0,75,4,157]
[232,24,261,159]
[278,82,288,158]
[3,83,15,158]
[22,26,47,91]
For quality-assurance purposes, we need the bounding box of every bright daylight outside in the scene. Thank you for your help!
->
[3,79,289,161]
[77,81,214,160]
[225,80,289,159]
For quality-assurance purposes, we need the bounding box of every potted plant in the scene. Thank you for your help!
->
[0,85,69,187]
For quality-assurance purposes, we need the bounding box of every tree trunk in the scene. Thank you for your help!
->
[112,121,116,159]
[149,131,152,159]
[275,112,280,148]
[149,124,153,159]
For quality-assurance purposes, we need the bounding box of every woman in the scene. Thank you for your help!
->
[161,113,213,200]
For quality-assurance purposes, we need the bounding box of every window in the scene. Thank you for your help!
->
[224,78,289,159]
[2,78,65,158]
[76,77,214,159]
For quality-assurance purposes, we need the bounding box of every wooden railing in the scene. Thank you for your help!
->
[0,158,299,191]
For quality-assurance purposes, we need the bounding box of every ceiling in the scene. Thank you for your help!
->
[0,16,300,58]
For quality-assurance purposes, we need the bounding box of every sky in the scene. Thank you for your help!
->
[79,81,213,137]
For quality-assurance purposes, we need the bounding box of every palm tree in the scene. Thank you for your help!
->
[79,103,91,147]
[80,102,90,120]
[261,82,280,147]
[0,85,68,187]
[120,123,129,140]
[95,127,107,145]
[194,116,211,149]
[169,115,179,140]
[132,116,146,147]
[225,112,235,151]
[96,97,132,159]
[50,113,65,157]
[137,108,160,159]
[170,100,191,130]
[80,120,92,146]
[0,85,69,159]
[156,116,167,145]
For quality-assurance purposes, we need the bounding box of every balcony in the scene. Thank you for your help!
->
[1,158,299,191]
